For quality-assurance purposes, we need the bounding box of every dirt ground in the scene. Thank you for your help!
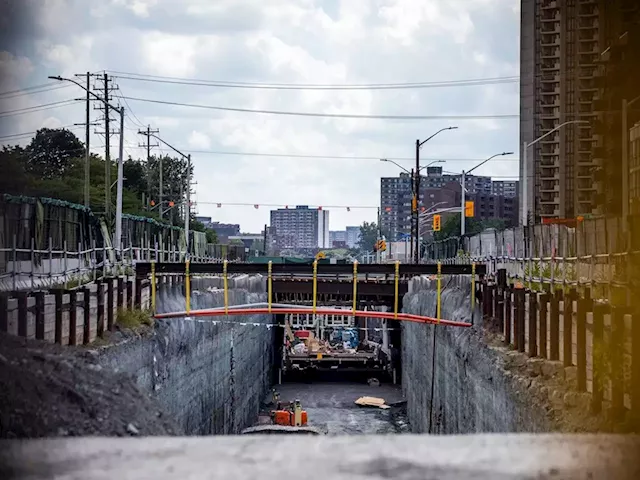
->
[0,332,179,439]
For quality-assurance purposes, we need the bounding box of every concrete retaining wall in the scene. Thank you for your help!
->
[96,275,275,435]
[401,275,550,434]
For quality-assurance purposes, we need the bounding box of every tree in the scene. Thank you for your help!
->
[0,146,29,195]
[356,221,378,252]
[25,128,84,180]
[191,219,219,244]
[146,154,191,225]
[123,157,148,196]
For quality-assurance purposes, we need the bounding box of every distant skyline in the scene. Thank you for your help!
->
[1,0,520,231]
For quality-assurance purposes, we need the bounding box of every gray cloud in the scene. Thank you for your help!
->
[1,0,521,232]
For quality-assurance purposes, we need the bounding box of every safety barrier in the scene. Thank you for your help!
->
[147,259,479,328]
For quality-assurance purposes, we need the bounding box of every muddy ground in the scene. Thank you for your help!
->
[259,381,409,435]
[0,332,179,439]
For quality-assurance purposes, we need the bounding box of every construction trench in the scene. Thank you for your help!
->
[89,264,552,437]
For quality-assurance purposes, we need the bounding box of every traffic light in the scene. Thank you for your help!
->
[433,214,441,231]
[465,200,474,217]
[373,240,387,252]
[412,195,417,212]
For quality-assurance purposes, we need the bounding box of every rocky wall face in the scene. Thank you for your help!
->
[401,275,550,434]
[96,275,275,435]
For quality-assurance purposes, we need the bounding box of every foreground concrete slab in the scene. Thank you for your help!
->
[2,434,640,479]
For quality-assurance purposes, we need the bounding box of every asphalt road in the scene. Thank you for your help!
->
[266,382,409,435]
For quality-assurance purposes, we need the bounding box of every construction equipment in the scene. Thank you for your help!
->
[271,398,308,427]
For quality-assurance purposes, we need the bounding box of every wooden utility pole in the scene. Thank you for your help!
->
[138,125,159,210]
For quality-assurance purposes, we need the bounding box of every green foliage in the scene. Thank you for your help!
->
[24,128,84,180]
[0,128,190,226]
[116,308,154,329]
[191,219,219,244]
[357,221,378,252]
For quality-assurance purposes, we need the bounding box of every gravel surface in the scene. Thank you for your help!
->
[0,333,179,439]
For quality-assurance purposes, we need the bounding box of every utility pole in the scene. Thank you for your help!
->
[84,72,91,207]
[184,154,191,258]
[73,72,100,208]
[414,140,420,264]
[138,125,159,211]
[93,73,118,220]
[263,224,268,256]
[409,168,414,263]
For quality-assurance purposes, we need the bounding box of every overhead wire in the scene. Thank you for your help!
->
[124,145,519,162]
[0,83,73,100]
[110,71,519,90]
[0,99,82,118]
[121,95,518,120]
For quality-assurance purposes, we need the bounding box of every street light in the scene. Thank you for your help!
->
[521,120,588,226]
[460,152,514,236]
[622,94,640,230]
[414,127,458,263]
[49,75,127,254]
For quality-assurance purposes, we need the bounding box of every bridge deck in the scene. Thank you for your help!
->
[135,261,484,278]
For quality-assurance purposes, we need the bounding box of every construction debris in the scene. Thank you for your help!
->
[354,396,390,409]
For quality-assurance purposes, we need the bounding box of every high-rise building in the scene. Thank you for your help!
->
[269,206,330,250]
[345,226,361,248]
[329,230,347,247]
[380,171,496,239]
[491,180,519,198]
[520,0,639,222]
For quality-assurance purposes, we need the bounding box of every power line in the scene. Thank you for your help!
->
[0,124,82,140]
[125,145,519,162]
[0,83,72,99]
[122,95,518,120]
[0,99,81,118]
[199,201,379,209]
[111,72,519,90]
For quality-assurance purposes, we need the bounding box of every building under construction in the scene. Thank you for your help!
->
[520,0,640,223]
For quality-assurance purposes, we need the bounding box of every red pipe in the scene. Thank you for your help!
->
[154,307,471,328]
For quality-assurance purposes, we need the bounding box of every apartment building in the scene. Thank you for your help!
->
[380,171,461,240]
[630,122,640,215]
[345,226,361,248]
[491,180,519,198]
[520,0,639,222]
[269,206,330,250]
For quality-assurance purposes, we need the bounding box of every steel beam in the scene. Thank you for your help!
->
[273,279,406,297]
[136,261,485,278]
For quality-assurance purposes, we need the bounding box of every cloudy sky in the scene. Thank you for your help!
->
[1,0,520,233]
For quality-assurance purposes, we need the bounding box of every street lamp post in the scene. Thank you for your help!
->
[460,152,514,237]
[521,120,589,226]
[414,127,457,263]
[48,75,127,253]
[380,157,445,263]
[622,95,640,231]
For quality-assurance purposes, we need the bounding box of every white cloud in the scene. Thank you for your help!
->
[4,0,521,231]
[188,130,211,149]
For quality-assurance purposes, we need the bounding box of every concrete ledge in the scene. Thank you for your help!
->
[2,434,639,479]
